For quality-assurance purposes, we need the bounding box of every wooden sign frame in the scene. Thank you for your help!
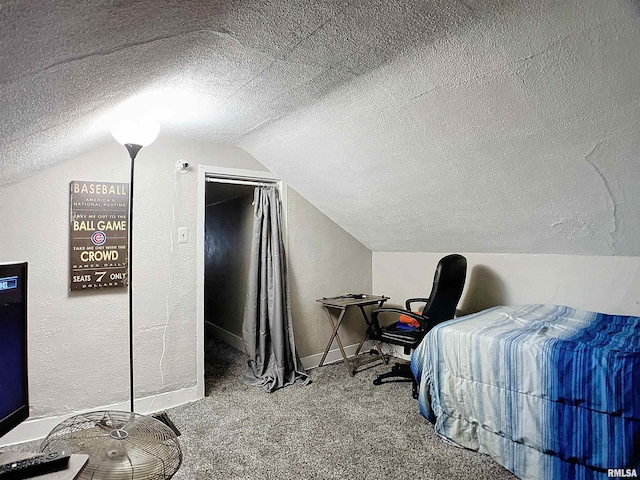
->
[69,181,129,291]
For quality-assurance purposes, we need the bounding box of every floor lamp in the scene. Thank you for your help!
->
[111,118,160,412]
[40,121,183,480]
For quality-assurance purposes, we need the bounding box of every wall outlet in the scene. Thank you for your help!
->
[178,227,188,244]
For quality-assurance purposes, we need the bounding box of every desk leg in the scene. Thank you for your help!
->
[353,304,388,365]
[318,307,353,377]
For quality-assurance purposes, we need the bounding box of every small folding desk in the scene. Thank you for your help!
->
[316,295,389,376]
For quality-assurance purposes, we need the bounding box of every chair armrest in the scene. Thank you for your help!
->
[405,297,429,311]
[371,307,429,336]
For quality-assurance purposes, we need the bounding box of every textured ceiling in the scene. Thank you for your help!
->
[1,0,639,255]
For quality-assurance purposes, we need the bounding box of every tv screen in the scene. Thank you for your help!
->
[0,262,29,439]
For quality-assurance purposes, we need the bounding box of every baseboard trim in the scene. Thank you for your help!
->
[206,323,399,371]
[134,385,200,417]
[1,386,200,447]
[300,343,361,370]
[2,337,405,447]
[206,321,244,352]
[300,341,407,370]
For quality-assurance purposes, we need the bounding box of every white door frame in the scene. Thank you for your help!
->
[196,165,286,398]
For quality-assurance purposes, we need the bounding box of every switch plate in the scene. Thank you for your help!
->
[178,227,188,244]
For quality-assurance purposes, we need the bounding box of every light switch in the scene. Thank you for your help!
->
[178,227,188,244]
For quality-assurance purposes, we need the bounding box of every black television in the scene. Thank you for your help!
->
[0,262,29,439]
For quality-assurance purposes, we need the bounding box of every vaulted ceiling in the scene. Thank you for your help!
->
[1,0,639,255]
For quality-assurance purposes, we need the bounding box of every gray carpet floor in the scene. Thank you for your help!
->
[5,340,518,479]
[165,340,516,479]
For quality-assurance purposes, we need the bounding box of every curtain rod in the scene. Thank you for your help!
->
[205,177,278,187]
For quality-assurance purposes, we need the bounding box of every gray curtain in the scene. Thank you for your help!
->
[242,187,309,392]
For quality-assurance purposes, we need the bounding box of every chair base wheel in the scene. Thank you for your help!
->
[372,363,418,399]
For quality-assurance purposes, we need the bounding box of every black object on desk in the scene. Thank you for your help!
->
[322,293,366,300]
[316,294,390,376]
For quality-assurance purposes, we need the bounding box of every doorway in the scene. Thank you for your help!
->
[204,182,254,351]
[196,166,284,398]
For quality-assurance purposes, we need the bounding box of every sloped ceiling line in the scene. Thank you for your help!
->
[407,16,615,105]
[238,0,640,255]
[0,27,234,87]
[278,0,353,62]
[1,0,639,256]
[241,113,288,137]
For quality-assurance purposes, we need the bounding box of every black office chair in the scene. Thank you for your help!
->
[370,254,467,398]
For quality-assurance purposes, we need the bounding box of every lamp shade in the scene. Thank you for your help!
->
[110,117,160,147]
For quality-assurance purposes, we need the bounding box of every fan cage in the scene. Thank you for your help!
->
[40,410,182,480]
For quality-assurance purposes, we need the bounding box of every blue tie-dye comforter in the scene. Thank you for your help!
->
[410,304,640,479]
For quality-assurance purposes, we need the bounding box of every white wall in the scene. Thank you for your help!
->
[0,136,376,444]
[373,252,640,317]
[286,188,373,366]
[0,136,267,443]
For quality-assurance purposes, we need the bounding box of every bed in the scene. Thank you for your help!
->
[410,304,640,479]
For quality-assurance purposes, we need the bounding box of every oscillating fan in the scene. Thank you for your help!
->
[40,410,182,480]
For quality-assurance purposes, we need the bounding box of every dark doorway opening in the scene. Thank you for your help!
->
[204,182,255,391]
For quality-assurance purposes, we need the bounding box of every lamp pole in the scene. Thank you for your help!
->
[125,143,142,413]
[111,116,159,413]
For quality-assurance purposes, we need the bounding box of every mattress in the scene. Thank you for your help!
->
[410,304,640,479]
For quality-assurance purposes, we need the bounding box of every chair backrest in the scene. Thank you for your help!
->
[421,254,467,325]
